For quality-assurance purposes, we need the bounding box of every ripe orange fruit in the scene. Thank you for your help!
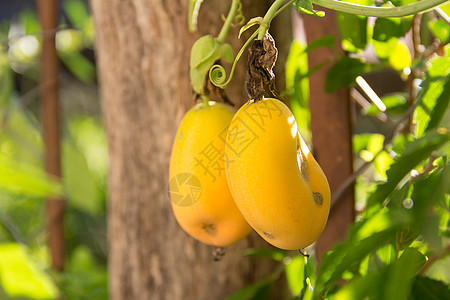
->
[169,101,252,247]
[225,98,330,250]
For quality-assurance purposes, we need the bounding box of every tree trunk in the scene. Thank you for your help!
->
[90,0,291,299]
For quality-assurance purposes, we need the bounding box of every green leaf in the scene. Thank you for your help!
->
[188,0,205,32]
[63,0,90,29]
[303,35,336,53]
[19,10,41,35]
[337,13,367,52]
[367,129,450,210]
[314,209,411,297]
[325,57,368,93]
[365,93,408,116]
[286,40,311,141]
[0,152,63,198]
[373,17,412,42]
[428,19,450,44]
[373,37,398,59]
[0,243,59,299]
[223,279,272,300]
[382,248,427,300]
[63,141,101,215]
[243,248,286,262]
[219,43,234,64]
[425,76,450,133]
[333,267,387,300]
[414,46,450,137]
[293,0,325,17]
[0,52,13,108]
[60,53,96,83]
[333,248,426,300]
[411,276,450,300]
[285,255,305,296]
[411,165,449,251]
[388,40,411,71]
[239,17,263,38]
[190,35,233,95]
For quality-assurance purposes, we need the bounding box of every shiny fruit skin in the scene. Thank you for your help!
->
[225,98,330,250]
[169,101,252,247]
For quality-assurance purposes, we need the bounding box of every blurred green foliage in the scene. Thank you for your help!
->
[0,0,107,299]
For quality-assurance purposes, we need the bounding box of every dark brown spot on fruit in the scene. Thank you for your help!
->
[313,192,323,205]
[263,232,274,239]
[202,224,216,235]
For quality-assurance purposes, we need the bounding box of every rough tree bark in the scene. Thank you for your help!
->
[90,0,291,299]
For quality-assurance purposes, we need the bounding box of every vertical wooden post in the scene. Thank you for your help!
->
[303,10,355,259]
[37,0,65,272]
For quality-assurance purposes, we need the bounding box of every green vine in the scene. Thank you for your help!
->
[209,30,259,89]
[313,0,450,17]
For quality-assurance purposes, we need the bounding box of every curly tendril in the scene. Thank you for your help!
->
[234,1,246,26]
[209,30,259,89]
[209,65,228,88]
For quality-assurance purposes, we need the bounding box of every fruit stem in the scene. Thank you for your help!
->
[257,0,287,40]
[201,94,209,105]
[217,0,240,44]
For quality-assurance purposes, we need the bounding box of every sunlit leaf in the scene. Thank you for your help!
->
[293,0,325,17]
[424,255,450,285]
[0,243,59,299]
[286,40,311,141]
[428,19,450,44]
[414,45,450,137]
[314,209,411,297]
[367,129,449,210]
[334,248,426,300]
[285,255,305,296]
[382,248,427,300]
[365,93,408,116]
[188,0,205,32]
[373,37,398,59]
[337,13,367,52]
[0,152,63,198]
[388,40,411,71]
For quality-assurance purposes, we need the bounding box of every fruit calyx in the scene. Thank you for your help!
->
[245,32,280,102]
